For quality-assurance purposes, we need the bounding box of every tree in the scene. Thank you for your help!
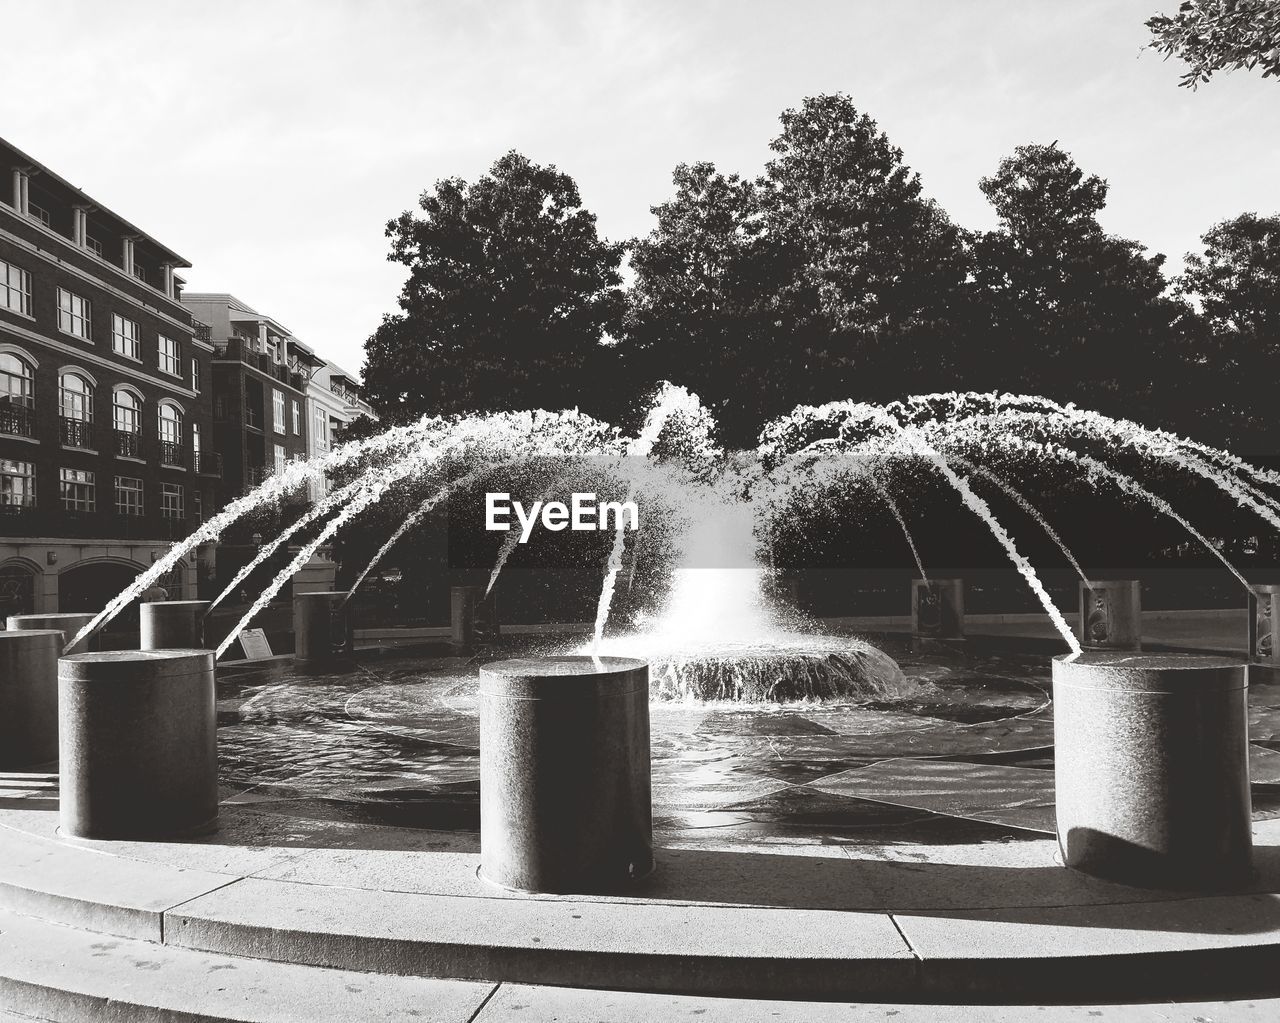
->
[362,152,626,423]
[625,94,969,444]
[1175,213,1280,444]
[624,161,771,441]
[965,143,1188,415]
[1146,1,1280,87]
[1180,212,1280,338]
[760,93,968,367]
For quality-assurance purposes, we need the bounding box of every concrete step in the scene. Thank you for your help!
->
[0,907,496,1023]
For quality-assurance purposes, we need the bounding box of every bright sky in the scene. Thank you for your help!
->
[3,1,1276,375]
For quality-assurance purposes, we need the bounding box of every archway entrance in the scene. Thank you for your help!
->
[59,560,142,637]
[0,561,37,619]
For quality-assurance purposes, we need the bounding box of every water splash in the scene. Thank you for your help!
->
[590,488,634,657]
[867,478,927,582]
[65,421,444,653]
[958,459,1087,583]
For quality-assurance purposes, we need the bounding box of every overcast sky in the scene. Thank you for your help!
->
[3,1,1277,376]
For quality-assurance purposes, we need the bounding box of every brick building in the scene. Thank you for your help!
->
[0,138,218,620]
[177,293,318,504]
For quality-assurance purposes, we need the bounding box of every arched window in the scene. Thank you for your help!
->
[158,402,183,443]
[113,387,142,433]
[112,387,142,457]
[0,351,35,438]
[59,372,94,422]
[158,401,184,467]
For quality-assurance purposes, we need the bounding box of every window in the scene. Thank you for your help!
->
[273,443,286,475]
[112,314,140,359]
[160,482,184,519]
[133,262,147,285]
[272,389,286,432]
[113,388,141,433]
[60,468,95,513]
[291,399,301,435]
[158,402,183,443]
[0,352,35,437]
[1,261,31,315]
[113,388,142,457]
[86,236,103,258]
[59,373,94,421]
[27,202,50,227]
[58,289,92,340]
[114,476,143,516]
[158,335,180,376]
[313,407,328,450]
[0,352,35,409]
[191,357,200,392]
[193,492,202,524]
[59,372,94,448]
[0,460,35,510]
[158,402,183,465]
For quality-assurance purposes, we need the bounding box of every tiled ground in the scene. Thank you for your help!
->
[212,639,1280,851]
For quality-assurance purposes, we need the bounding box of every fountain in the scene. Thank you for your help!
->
[57,384,1276,701]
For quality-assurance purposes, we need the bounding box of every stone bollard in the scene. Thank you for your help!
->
[140,600,210,650]
[0,630,62,768]
[1053,652,1251,889]
[6,613,97,655]
[451,585,500,651]
[1079,579,1141,650]
[293,591,353,667]
[480,655,653,894]
[1249,584,1280,662]
[911,578,964,639]
[59,650,218,839]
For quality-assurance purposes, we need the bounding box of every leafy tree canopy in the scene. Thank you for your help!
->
[1180,212,1280,338]
[626,94,967,444]
[966,144,1185,408]
[1146,0,1280,87]
[362,151,626,423]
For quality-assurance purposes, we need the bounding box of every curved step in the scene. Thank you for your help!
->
[4,813,1280,1002]
[0,907,495,1023]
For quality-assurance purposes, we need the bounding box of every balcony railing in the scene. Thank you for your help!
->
[194,451,222,476]
[60,416,93,448]
[159,440,185,468]
[115,429,142,458]
[245,406,263,430]
[215,337,305,390]
[0,403,35,438]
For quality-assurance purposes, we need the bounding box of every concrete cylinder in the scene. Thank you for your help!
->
[6,613,97,655]
[0,630,62,768]
[480,655,653,894]
[58,650,218,839]
[293,591,352,666]
[911,578,964,638]
[1053,652,1251,889]
[1079,579,1141,650]
[451,585,477,650]
[140,600,209,650]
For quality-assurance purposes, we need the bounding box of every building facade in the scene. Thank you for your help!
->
[178,294,318,505]
[1,138,218,619]
[304,359,374,502]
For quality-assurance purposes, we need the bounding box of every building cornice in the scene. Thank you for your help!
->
[0,318,198,400]
[0,208,193,329]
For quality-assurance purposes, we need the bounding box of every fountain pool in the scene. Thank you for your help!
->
[214,635,1280,852]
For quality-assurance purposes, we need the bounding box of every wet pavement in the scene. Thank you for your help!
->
[213,638,1280,851]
